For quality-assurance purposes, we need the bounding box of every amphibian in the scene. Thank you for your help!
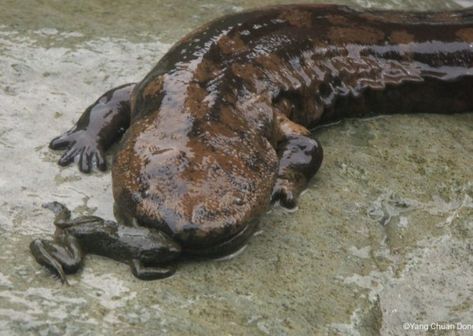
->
[31,4,473,282]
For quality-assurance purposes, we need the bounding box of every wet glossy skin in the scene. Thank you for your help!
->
[31,202,181,283]
[31,4,473,281]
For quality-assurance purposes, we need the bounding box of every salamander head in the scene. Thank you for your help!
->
[112,123,278,250]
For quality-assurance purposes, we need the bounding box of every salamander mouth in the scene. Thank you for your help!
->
[181,219,259,257]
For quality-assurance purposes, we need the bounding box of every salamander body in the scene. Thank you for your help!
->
[31,5,473,281]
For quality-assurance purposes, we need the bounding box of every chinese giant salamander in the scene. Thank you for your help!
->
[30,4,473,282]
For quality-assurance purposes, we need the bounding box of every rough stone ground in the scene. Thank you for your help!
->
[0,0,472,335]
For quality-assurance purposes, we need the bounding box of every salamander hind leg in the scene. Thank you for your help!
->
[50,83,135,173]
[271,113,323,209]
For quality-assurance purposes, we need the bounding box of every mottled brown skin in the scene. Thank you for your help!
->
[32,4,473,281]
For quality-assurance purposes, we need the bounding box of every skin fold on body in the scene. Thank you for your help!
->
[30,4,473,282]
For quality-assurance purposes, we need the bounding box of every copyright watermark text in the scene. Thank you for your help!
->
[403,322,473,331]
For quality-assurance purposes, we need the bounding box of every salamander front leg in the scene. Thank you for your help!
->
[271,113,323,209]
[50,83,136,173]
